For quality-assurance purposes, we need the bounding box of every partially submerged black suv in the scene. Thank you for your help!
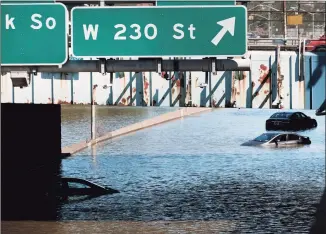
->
[266,112,317,131]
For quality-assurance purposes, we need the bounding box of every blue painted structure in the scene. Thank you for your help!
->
[1,50,325,110]
[304,52,326,110]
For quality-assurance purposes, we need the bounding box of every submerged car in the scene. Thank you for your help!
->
[241,132,311,147]
[316,100,326,116]
[266,112,317,131]
[57,177,119,198]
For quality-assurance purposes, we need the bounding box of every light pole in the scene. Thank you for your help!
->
[312,14,315,38]
[268,11,271,37]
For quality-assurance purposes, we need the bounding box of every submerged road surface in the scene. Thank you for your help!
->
[60,107,325,233]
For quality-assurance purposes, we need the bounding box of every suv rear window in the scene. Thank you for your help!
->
[270,113,292,119]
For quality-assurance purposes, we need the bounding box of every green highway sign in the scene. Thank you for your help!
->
[1,3,68,66]
[2,0,55,2]
[156,0,235,6]
[71,6,247,58]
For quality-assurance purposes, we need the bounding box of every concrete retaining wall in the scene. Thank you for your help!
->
[62,107,211,155]
[1,50,325,110]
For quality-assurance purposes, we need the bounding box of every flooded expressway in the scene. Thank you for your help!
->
[2,106,325,233]
[60,107,325,233]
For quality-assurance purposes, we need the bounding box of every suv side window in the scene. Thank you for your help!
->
[275,135,287,142]
[292,113,301,120]
[279,135,287,141]
[288,134,300,141]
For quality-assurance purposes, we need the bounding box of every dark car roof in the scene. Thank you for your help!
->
[261,132,304,139]
[261,132,296,137]
[269,112,297,119]
[265,132,299,136]
[264,132,282,136]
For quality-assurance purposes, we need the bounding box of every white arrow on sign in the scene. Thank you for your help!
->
[211,17,236,46]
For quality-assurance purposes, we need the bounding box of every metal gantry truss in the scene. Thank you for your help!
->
[2,57,251,88]
[1,57,251,74]
[1,1,253,87]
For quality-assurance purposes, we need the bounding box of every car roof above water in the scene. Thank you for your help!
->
[258,132,281,138]
[270,112,296,119]
[262,132,299,136]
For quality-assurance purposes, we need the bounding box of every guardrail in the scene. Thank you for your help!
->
[248,38,301,46]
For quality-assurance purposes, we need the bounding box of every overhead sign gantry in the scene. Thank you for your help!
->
[1,2,250,76]
[71,5,247,58]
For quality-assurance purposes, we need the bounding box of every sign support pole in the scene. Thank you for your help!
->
[91,58,96,141]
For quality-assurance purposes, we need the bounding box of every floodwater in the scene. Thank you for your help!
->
[61,105,180,147]
[57,107,325,233]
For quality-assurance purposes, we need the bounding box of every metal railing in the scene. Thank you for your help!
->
[248,38,301,46]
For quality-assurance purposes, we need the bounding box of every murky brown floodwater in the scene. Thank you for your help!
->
[2,221,238,233]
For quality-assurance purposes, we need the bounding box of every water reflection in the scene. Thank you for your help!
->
[1,220,239,233]
[91,146,97,168]
[61,105,179,147]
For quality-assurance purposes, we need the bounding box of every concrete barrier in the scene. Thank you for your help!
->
[62,107,212,155]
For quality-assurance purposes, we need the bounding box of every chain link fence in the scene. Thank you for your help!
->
[247,1,326,39]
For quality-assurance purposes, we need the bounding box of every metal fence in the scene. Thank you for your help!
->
[62,0,325,46]
[247,0,325,39]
